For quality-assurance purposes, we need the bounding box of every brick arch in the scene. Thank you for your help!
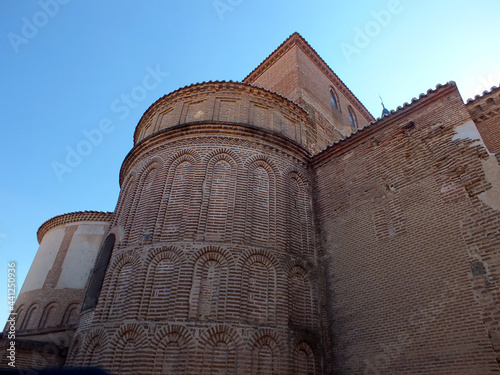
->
[157,151,200,241]
[292,340,317,375]
[110,322,148,348]
[198,151,239,242]
[61,302,80,326]
[282,256,314,275]
[110,323,148,374]
[14,304,25,329]
[66,332,82,365]
[113,171,137,231]
[282,165,309,182]
[135,155,165,176]
[188,246,233,321]
[150,325,194,374]
[243,154,279,171]
[199,325,240,375]
[237,247,281,270]
[20,300,41,330]
[238,251,279,325]
[203,147,242,166]
[145,245,186,264]
[164,149,202,166]
[188,245,235,265]
[99,252,142,320]
[139,246,185,319]
[244,158,278,248]
[80,328,109,367]
[117,174,138,246]
[38,299,60,329]
[285,171,313,257]
[126,159,165,244]
[286,264,315,330]
[248,329,286,374]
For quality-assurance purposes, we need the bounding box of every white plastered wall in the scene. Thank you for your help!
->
[56,223,106,289]
[20,227,65,293]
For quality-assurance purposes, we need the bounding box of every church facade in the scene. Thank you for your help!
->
[3,33,500,374]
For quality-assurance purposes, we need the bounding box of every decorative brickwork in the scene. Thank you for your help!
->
[37,211,113,244]
[5,33,500,374]
[313,82,500,373]
[68,88,320,372]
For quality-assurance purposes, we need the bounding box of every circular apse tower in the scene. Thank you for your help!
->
[68,81,322,374]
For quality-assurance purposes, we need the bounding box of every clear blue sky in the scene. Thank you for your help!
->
[1,0,499,325]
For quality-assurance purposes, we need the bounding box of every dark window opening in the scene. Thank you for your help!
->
[81,233,115,312]
[348,107,357,129]
[330,89,339,111]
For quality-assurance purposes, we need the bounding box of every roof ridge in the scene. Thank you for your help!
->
[242,32,374,122]
[242,32,300,83]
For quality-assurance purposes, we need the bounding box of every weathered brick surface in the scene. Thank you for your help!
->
[5,34,500,374]
[467,86,500,153]
[1,286,82,368]
[244,33,374,149]
[1,218,110,369]
[68,83,322,374]
[313,83,500,374]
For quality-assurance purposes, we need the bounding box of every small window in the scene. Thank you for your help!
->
[348,106,357,129]
[330,89,339,111]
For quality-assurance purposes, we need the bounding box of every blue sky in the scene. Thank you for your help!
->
[1,0,499,325]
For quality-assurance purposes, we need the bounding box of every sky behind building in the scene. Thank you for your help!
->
[1,0,499,324]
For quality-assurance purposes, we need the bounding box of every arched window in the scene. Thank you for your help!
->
[348,106,357,129]
[81,233,115,312]
[330,88,339,111]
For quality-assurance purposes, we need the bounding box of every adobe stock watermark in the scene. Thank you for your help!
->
[341,0,403,63]
[7,0,71,54]
[213,0,242,21]
[51,65,169,182]
[6,262,16,368]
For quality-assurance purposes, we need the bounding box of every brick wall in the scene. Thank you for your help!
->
[467,87,500,153]
[244,33,374,149]
[313,83,500,374]
[1,219,110,368]
[69,83,323,373]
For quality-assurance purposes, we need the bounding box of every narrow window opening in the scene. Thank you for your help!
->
[348,107,357,129]
[81,233,115,312]
[330,89,339,111]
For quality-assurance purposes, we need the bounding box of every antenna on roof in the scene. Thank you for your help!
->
[379,94,390,117]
